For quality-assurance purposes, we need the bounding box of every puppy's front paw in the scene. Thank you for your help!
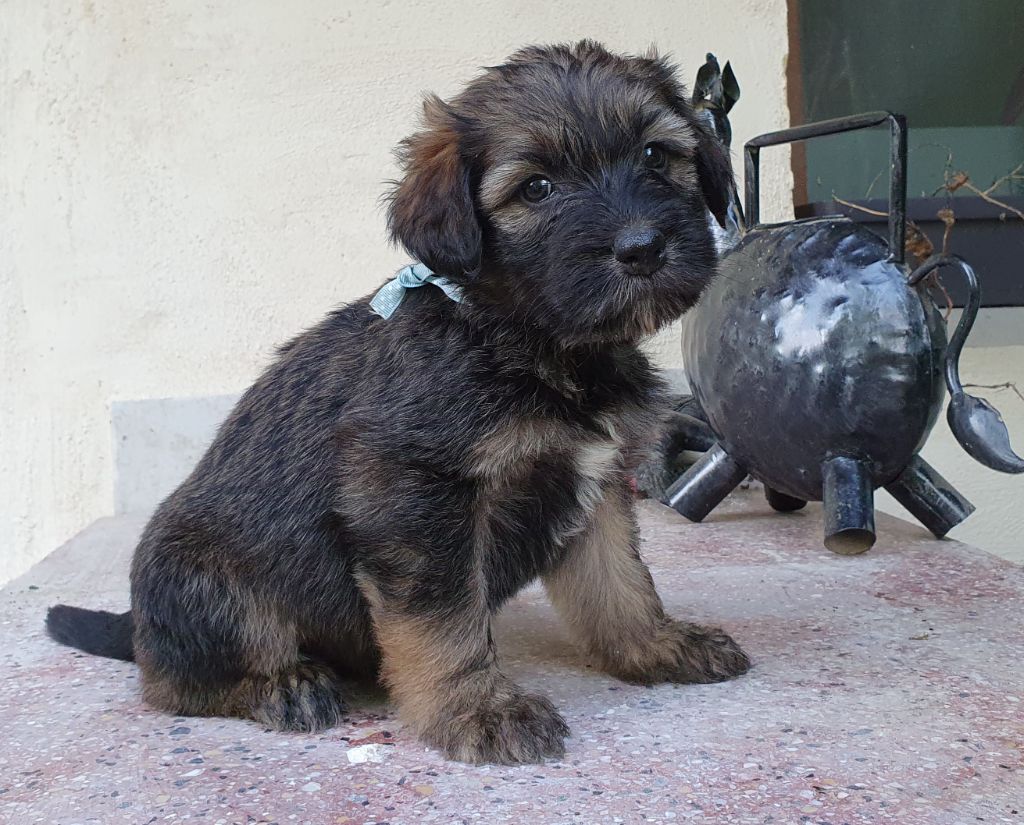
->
[619,620,751,685]
[431,692,570,765]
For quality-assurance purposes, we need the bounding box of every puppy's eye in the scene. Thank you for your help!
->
[520,176,554,203]
[642,144,669,171]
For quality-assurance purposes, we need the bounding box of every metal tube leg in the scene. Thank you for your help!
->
[662,443,747,522]
[765,486,807,513]
[664,412,717,454]
[822,456,876,555]
[884,454,975,538]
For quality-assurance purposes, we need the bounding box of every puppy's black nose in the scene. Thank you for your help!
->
[613,227,666,275]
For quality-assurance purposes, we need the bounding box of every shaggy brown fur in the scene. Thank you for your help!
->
[47,40,749,765]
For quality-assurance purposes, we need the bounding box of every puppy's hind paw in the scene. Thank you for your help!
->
[244,660,348,733]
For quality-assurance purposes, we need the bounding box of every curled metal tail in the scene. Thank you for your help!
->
[909,255,1024,474]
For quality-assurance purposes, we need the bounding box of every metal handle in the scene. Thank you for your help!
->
[744,111,908,263]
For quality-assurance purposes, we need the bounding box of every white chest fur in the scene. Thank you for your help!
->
[573,439,622,514]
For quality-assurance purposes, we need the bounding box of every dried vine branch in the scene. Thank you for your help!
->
[963,382,1024,404]
[832,196,886,217]
[830,155,1022,318]
[945,163,1024,222]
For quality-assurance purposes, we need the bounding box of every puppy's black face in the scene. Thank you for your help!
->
[388,41,733,346]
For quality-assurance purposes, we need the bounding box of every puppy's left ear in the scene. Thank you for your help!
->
[692,122,734,229]
[387,95,482,278]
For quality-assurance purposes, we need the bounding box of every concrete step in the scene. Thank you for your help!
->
[2,489,1022,823]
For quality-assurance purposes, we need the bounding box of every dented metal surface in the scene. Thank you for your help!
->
[681,216,946,503]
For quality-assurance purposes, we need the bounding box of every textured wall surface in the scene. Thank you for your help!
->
[1,0,792,585]
[110,394,239,515]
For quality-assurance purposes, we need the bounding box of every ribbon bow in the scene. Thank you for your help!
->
[369,263,465,319]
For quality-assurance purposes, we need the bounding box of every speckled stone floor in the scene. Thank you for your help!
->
[2,487,1023,824]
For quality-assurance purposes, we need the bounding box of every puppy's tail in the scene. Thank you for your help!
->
[46,605,135,661]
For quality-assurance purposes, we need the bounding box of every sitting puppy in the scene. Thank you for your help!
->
[47,40,750,765]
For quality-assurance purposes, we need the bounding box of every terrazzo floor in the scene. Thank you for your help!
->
[2,487,1023,824]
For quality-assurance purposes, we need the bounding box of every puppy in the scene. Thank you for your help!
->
[47,41,750,765]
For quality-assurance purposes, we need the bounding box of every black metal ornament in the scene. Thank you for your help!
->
[663,106,1024,554]
[692,53,740,150]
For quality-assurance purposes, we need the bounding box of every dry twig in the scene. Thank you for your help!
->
[945,164,1024,222]
[825,160,1021,378]
[963,382,1024,404]
[937,207,955,256]
[832,196,886,217]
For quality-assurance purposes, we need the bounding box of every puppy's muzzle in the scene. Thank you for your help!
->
[613,226,667,276]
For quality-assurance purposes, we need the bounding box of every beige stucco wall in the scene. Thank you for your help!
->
[876,342,1024,563]
[1,0,792,585]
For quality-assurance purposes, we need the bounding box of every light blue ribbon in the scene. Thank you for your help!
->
[369,263,465,319]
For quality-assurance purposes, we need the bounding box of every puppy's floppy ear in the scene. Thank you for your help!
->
[692,121,734,229]
[387,95,482,278]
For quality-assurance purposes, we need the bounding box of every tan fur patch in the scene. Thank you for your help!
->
[479,161,546,211]
[356,579,568,763]
[542,485,665,678]
[543,482,750,684]
[642,107,698,153]
[487,202,539,238]
[469,418,574,482]
[362,604,492,733]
